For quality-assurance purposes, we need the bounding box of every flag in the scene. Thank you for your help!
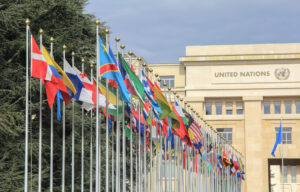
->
[72,69,95,110]
[174,101,188,125]
[30,35,52,81]
[187,119,203,150]
[42,46,76,107]
[64,59,84,101]
[222,150,231,167]
[153,82,177,121]
[171,102,188,141]
[141,70,162,113]
[98,37,130,103]
[118,53,145,102]
[271,120,282,157]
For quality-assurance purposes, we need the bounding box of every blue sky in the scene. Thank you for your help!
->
[85,0,300,63]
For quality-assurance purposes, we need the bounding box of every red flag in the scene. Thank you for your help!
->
[31,36,52,81]
[171,102,188,141]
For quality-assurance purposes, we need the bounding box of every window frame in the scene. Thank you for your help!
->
[160,75,175,88]
[236,101,243,115]
[226,102,233,115]
[217,128,232,144]
[275,127,292,144]
[291,165,297,183]
[205,102,212,115]
[284,101,292,114]
[215,102,223,115]
[264,101,271,114]
[296,101,300,114]
[274,101,281,114]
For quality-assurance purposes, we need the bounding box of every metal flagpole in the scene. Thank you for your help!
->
[137,56,142,192]
[38,28,43,192]
[142,63,147,192]
[71,51,75,192]
[121,43,127,192]
[62,44,67,192]
[105,28,110,192]
[95,19,100,192]
[281,118,284,192]
[115,36,121,192]
[149,69,154,192]
[50,37,54,192]
[167,87,172,192]
[163,83,167,192]
[112,120,115,192]
[128,50,133,192]
[81,58,85,192]
[173,93,177,192]
[138,102,142,192]
[90,62,94,192]
[24,18,30,192]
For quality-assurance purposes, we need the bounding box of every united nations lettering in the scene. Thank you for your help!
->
[214,71,270,78]
[275,67,290,80]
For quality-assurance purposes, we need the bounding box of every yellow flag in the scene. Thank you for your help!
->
[42,46,76,95]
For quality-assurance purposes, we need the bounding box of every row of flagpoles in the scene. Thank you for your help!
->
[24,18,245,192]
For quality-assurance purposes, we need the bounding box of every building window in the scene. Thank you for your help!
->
[160,76,175,88]
[276,127,292,144]
[236,102,243,115]
[296,101,300,114]
[226,102,233,115]
[284,101,292,114]
[217,128,232,144]
[282,165,288,183]
[205,102,212,115]
[274,101,281,114]
[215,102,222,115]
[291,166,297,183]
[264,101,270,114]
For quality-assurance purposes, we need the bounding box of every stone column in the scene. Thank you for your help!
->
[243,96,264,192]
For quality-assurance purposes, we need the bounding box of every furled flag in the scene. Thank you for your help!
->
[141,70,162,113]
[42,46,76,107]
[98,37,130,103]
[118,53,145,102]
[271,120,282,157]
[64,59,84,101]
[30,35,52,81]
[222,149,232,167]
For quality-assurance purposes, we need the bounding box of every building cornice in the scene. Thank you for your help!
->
[180,54,300,63]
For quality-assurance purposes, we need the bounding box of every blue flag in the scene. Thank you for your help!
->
[56,90,63,121]
[271,120,282,157]
[98,37,130,103]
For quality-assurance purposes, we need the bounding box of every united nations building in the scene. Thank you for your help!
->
[149,43,300,192]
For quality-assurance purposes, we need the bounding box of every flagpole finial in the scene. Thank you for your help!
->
[173,91,177,95]
[81,58,85,63]
[149,68,153,73]
[155,73,158,77]
[163,82,167,87]
[95,19,100,25]
[187,104,190,108]
[25,18,30,25]
[39,28,44,35]
[176,95,180,99]
[158,78,161,82]
[50,37,54,43]
[168,87,171,91]
[105,28,109,34]
[180,98,183,101]
[63,45,67,50]
[90,62,94,68]
[137,57,142,61]
[128,50,133,56]
[142,62,146,67]
[115,36,120,42]
[72,51,75,57]
[120,44,125,49]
